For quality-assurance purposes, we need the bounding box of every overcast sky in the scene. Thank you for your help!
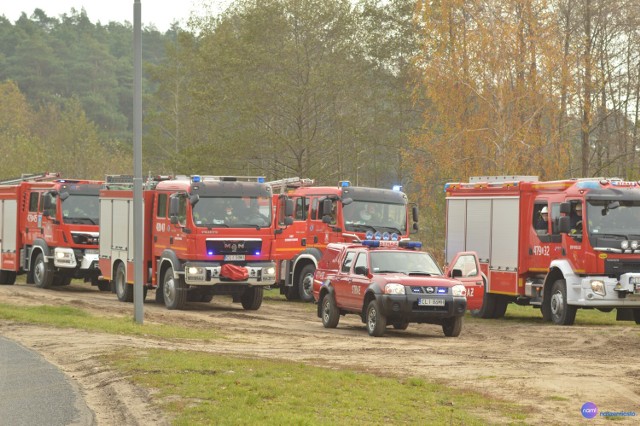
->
[2,1,232,32]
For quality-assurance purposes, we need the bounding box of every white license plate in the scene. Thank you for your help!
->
[224,255,245,261]
[418,298,445,306]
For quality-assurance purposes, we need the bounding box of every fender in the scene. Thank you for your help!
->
[159,249,182,281]
[316,280,336,318]
[546,259,580,304]
[288,248,323,286]
[28,239,51,268]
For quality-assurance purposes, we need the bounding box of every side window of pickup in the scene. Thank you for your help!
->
[341,251,356,273]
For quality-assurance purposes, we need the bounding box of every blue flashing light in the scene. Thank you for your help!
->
[362,240,380,248]
[391,233,399,241]
[576,181,599,189]
[392,184,403,192]
[374,231,382,240]
[399,241,423,249]
[340,180,351,187]
[207,250,214,256]
[192,175,202,183]
[254,251,261,256]
[382,232,390,241]
[437,287,447,294]
[443,183,451,192]
[258,177,265,183]
[365,231,374,240]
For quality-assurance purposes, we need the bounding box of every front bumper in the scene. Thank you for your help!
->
[53,248,99,270]
[569,273,640,307]
[182,261,276,286]
[378,294,467,323]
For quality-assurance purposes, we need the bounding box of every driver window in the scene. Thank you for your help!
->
[29,192,39,212]
[341,252,356,273]
[177,196,187,226]
[533,202,549,235]
[451,255,478,278]
[354,252,368,273]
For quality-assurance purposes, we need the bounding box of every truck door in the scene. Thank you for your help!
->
[528,200,557,271]
[333,250,356,307]
[445,251,484,310]
[24,190,42,244]
[274,195,309,255]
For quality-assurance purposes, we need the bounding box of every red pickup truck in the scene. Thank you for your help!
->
[312,239,483,337]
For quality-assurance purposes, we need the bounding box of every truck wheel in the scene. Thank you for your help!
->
[114,263,133,302]
[392,320,409,330]
[241,287,263,310]
[298,265,316,302]
[163,267,186,310]
[442,316,463,337]
[493,297,508,318]
[366,299,387,337]
[284,285,299,301]
[321,293,340,328]
[97,280,111,292]
[0,270,16,285]
[33,252,54,289]
[632,309,640,325]
[550,279,577,325]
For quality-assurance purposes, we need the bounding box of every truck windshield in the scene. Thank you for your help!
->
[192,196,272,228]
[587,200,640,237]
[343,201,407,234]
[369,251,442,275]
[61,195,100,225]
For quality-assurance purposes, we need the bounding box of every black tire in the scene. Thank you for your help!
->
[392,320,409,330]
[632,309,640,325]
[321,293,340,328]
[493,297,508,318]
[298,264,315,302]
[241,287,263,310]
[284,285,299,300]
[549,279,577,325]
[0,270,16,285]
[163,266,186,310]
[155,282,165,304]
[33,252,54,289]
[97,280,111,292]
[53,275,72,286]
[366,299,387,337]
[114,263,133,302]
[26,267,35,284]
[471,291,497,318]
[442,316,463,337]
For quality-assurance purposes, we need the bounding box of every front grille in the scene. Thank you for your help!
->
[604,259,640,278]
[205,240,262,255]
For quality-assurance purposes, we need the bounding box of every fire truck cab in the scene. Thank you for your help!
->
[0,173,105,289]
[99,175,278,310]
[445,176,640,325]
[270,178,418,302]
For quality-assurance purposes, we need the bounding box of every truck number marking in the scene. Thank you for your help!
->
[351,285,360,295]
[467,287,474,297]
[532,245,550,256]
[156,222,166,232]
[27,213,38,223]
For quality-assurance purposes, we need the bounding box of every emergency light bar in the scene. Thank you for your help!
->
[339,181,351,187]
[361,239,423,249]
[392,185,403,192]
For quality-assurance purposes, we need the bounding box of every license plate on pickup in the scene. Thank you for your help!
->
[418,298,445,306]
[224,254,245,261]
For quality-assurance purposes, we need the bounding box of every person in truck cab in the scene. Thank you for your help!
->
[360,203,381,222]
[535,206,548,233]
[570,203,583,234]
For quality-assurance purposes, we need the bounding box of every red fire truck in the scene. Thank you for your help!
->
[0,173,106,289]
[445,176,640,325]
[269,178,418,302]
[98,175,278,310]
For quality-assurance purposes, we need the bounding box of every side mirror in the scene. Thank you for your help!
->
[412,205,419,223]
[322,215,332,224]
[168,196,180,222]
[558,216,570,233]
[342,197,353,206]
[321,199,332,216]
[354,266,369,276]
[189,194,199,206]
[284,199,294,217]
[170,216,178,225]
[451,269,463,278]
[59,191,69,201]
[559,202,571,214]
[284,217,294,226]
[411,223,419,234]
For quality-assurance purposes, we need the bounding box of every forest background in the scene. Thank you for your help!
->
[1,0,639,255]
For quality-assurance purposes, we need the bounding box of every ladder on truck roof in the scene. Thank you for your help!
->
[267,177,315,193]
[469,176,539,183]
[0,172,61,185]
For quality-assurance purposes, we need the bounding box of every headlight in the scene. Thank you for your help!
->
[631,241,639,250]
[384,283,405,295]
[265,267,275,275]
[629,277,640,285]
[56,251,71,260]
[451,284,467,297]
[621,241,630,250]
[590,280,605,296]
[187,266,203,275]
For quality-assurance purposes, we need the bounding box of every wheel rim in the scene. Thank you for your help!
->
[34,258,44,284]
[550,290,564,318]
[322,297,331,323]
[367,305,377,332]
[302,273,313,298]
[163,273,176,304]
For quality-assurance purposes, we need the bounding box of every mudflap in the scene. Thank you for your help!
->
[616,308,635,321]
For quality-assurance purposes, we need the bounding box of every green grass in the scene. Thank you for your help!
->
[466,303,630,326]
[109,349,525,425]
[0,303,221,340]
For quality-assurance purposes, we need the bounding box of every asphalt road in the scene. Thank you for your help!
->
[0,336,93,425]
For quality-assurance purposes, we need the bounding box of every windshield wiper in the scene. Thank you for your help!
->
[407,271,434,276]
[65,217,97,225]
[351,224,377,232]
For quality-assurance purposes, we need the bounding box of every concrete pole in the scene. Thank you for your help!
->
[133,1,144,324]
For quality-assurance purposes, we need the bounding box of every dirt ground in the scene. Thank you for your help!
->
[1,282,640,425]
